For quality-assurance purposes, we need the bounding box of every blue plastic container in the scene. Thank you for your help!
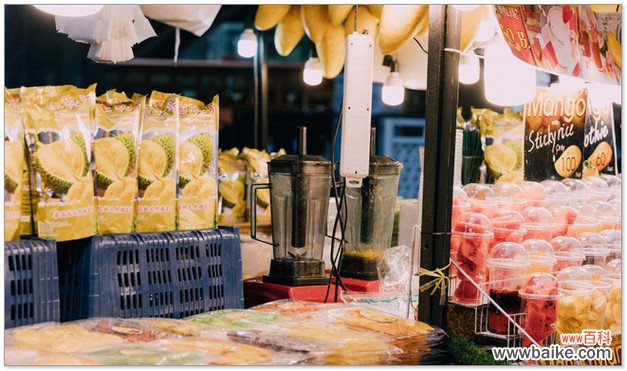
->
[5,238,60,328]
[57,227,243,322]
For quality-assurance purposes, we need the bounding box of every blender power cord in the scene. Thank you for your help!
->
[325,100,348,303]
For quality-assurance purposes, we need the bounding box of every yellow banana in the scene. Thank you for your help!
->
[255,5,291,31]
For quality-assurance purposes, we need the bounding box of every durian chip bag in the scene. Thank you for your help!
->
[4,88,28,241]
[217,149,247,224]
[177,95,219,230]
[94,91,144,234]
[135,91,179,233]
[21,84,98,241]
[240,147,272,225]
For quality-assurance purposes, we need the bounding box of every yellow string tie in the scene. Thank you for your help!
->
[418,263,450,306]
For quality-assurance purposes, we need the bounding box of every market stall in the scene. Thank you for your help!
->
[3,3,623,366]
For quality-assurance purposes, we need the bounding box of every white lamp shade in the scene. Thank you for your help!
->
[453,5,480,12]
[303,57,323,86]
[34,5,103,17]
[484,42,536,106]
[237,28,257,58]
[459,55,480,85]
[474,19,495,43]
[396,35,429,90]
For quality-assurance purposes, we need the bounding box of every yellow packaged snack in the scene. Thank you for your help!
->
[4,88,27,241]
[136,91,178,233]
[217,149,247,224]
[94,91,144,234]
[177,95,218,230]
[21,84,97,241]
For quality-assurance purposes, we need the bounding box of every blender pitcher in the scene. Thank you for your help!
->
[251,127,332,286]
[341,128,403,280]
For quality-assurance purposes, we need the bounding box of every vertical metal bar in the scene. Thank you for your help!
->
[418,5,461,328]
[253,31,269,150]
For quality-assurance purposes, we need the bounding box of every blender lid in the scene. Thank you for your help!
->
[370,155,403,176]
[269,154,332,174]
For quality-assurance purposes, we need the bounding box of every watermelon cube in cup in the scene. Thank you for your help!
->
[519,273,560,347]
[486,242,529,335]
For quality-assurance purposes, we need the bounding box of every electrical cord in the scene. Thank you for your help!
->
[324,98,348,303]
[413,37,428,54]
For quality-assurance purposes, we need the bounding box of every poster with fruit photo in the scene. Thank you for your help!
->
[594,10,622,85]
[536,5,581,77]
[523,88,587,181]
[493,5,536,66]
[583,92,617,176]
[577,6,620,85]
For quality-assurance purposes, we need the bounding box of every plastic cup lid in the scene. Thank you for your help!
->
[521,206,555,224]
[558,280,595,295]
[555,251,586,262]
[453,212,493,235]
[576,247,610,257]
[550,236,583,252]
[491,182,524,198]
[463,183,495,200]
[522,239,555,258]
[522,222,555,231]
[606,259,621,278]
[487,242,529,268]
[556,266,592,282]
[519,272,560,298]
[540,179,571,195]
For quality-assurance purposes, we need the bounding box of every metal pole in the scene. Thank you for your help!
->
[253,30,269,150]
[418,4,461,328]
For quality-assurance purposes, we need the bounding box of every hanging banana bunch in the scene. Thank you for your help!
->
[253,4,430,80]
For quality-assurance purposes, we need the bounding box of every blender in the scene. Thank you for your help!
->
[251,127,332,286]
[340,128,403,280]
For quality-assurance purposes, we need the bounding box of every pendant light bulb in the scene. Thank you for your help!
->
[237,28,257,58]
[382,61,405,106]
[303,57,323,86]
[34,5,103,17]
[459,54,480,85]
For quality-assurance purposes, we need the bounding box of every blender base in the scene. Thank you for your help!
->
[263,259,328,286]
[339,254,380,281]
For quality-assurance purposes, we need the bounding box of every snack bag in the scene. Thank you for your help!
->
[217,148,247,224]
[94,91,143,234]
[21,84,97,241]
[177,95,219,230]
[4,88,27,241]
[136,91,178,232]
[241,147,271,224]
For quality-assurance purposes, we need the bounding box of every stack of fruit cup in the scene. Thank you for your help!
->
[451,212,494,305]
[576,232,610,267]
[600,174,621,188]
[601,229,621,261]
[485,242,530,335]
[518,181,548,208]
[556,280,595,340]
[604,259,621,334]
[550,236,585,273]
[582,176,610,190]
[521,206,556,242]
[519,273,560,347]
[522,239,557,275]
[464,184,498,218]
[450,186,471,279]
[557,267,608,332]
[567,215,602,237]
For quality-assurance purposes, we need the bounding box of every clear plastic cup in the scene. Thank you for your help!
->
[600,174,621,188]
[522,239,557,275]
[583,176,610,190]
[556,281,595,339]
[578,247,610,267]
[451,213,494,305]
[463,183,495,200]
[486,242,530,335]
[550,235,583,253]
[567,216,602,237]
[562,178,590,191]
[605,279,621,334]
[469,198,500,219]
[519,273,560,347]
[546,204,579,238]
[519,181,547,207]
[488,197,527,213]
[490,209,526,247]
[492,182,524,198]
[557,267,611,330]
[553,251,586,273]
[540,180,570,195]
[605,259,621,280]
[523,223,555,242]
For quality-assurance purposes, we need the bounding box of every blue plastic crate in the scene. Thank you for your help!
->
[57,227,243,322]
[5,238,60,329]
